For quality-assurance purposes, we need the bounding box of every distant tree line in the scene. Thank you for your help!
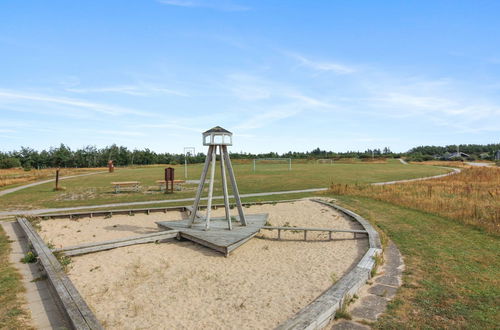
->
[406,144,500,161]
[0,143,498,169]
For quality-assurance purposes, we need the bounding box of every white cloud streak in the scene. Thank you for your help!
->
[67,85,188,97]
[290,53,356,74]
[158,0,250,11]
[0,89,154,117]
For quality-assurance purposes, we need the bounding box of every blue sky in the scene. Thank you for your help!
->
[1,0,499,154]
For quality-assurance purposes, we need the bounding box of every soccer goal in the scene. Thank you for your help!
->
[252,158,292,171]
[316,158,334,164]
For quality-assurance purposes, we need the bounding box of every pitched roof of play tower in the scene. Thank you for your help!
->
[203,126,232,134]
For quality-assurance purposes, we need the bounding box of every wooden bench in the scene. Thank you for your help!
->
[156,179,185,191]
[111,181,140,193]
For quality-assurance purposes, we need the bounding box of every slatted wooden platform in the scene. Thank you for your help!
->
[156,213,268,256]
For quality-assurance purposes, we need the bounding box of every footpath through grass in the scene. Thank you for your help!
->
[0,225,32,329]
[331,195,499,329]
[0,162,449,210]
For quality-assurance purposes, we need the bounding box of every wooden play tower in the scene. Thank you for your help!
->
[157,126,267,256]
[187,126,247,230]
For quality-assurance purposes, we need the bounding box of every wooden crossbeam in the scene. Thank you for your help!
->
[261,226,367,241]
[261,226,367,233]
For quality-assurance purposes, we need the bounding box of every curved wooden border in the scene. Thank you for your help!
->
[22,198,381,329]
[276,199,382,330]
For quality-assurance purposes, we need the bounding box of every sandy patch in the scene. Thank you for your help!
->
[42,200,368,329]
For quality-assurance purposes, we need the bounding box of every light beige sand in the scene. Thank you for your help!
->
[41,200,368,329]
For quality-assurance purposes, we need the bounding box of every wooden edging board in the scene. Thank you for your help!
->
[16,217,103,330]
[275,199,382,330]
[18,197,380,329]
[36,199,301,219]
[54,230,180,257]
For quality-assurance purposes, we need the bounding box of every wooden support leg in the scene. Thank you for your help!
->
[204,146,217,230]
[329,231,332,240]
[222,145,247,226]
[219,146,232,230]
[187,145,213,227]
[278,229,281,240]
[304,231,307,241]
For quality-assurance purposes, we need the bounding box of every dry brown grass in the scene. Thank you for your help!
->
[329,167,500,234]
[0,168,103,188]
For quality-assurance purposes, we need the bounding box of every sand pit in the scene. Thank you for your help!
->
[40,200,368,329]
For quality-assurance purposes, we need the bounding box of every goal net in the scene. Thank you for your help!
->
[252,158,292,171]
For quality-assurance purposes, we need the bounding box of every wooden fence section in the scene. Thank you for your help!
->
[261,226,368,241]
[17,217,103,330]
[54,230,180,257]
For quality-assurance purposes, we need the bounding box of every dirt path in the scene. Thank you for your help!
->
[0,171,107,197]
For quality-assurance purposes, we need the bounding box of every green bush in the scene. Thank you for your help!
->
[0,158,21,169]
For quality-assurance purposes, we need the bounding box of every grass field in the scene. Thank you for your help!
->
[0,160,449,210]
[330,196,499,329]
[0,167,104,190]
[0,160,498,328]
[330,166,500,234]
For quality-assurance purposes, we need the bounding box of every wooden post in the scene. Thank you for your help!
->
[55,168,60,190]
[204,146,217,230]
[222,145,247,226]
[219,145,232,230]
[187,145,213,227]
[108,160,114,173]
[165,167,175,194]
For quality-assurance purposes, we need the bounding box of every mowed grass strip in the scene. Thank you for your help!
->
[0,162,449,210]
[0,167,103,190]
[331,196,500,328]
[0,225,32,329]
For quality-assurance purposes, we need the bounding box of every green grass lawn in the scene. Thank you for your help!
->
[0,161,449,210]
[330,195,499,329]
[0,225,32,329]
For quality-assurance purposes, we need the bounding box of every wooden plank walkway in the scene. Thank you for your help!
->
[17,217,103,330]
[54,230,179,257]
[157,213,268,256]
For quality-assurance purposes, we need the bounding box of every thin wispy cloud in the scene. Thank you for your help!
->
[97,130,146,137]
[0,89,154,117]
[158,0,250,11]
[67,85,188,97]
[289,53,356,74]
[136,122,203,132]
[224,73,338,130]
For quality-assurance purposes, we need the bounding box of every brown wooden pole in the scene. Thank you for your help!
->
[55,168,60,190]
[187,145,213,227]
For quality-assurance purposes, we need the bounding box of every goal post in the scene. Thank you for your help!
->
[316,158,333,164]
[252,158,292,171]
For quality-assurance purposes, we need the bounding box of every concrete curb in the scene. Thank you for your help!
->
[276,199,382,330]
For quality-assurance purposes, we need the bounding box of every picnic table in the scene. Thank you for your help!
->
[156,180,186,191]
[111,181,140,193]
